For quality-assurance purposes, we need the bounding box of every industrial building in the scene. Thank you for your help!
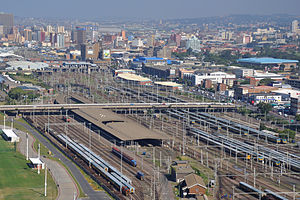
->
[237,57,299,71]
[6,61,49,71]
[116,73,152,85]
[154,81,183,91]
[142,65,178,80]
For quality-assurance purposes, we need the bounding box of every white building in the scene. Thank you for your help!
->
[184,71,236,86]
[57,34,65,48]
[186,36,201,51]
[253,71,284,80]
[132,38,144,47]
[292,20,299,33]
[249,93,282,104]
[2,129,19,143]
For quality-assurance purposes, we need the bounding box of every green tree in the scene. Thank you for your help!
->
[258,78,273,86]
[257,102,272,114]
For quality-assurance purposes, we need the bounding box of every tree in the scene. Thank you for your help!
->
[295,114,300,122]
[258,78,273,86]
[257,102,272,114]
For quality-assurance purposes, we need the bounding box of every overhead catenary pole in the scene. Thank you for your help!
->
[26,133,29,160]
[45,164,47,197]
[38,143,40,159]
[4,112,5,130]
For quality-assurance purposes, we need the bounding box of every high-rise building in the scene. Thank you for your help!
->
[0,25,4,35]
[50,32,56,45]
[76,27,86,44]
[24,29,32,41]
[57,26,65,33]
[292,20,299,33]
[121,30,126,40]
[46,25,53,33]
[186,36,201,51]
[243,34,253,44]
[170,33,181,47]
[40,31,45,42]
[81,42,101,61]
[0,13,14,34]
[57,34,65,48]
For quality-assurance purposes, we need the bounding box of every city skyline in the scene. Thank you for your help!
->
[1,0,300,20]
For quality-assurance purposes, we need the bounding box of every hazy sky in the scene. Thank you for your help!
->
[1,0,300,19]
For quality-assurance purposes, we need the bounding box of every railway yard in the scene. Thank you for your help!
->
[5,70,300,200]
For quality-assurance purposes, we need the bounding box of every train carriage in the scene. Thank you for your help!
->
[112,147,137,167]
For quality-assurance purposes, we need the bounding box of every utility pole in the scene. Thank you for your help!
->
[45,164,47,197]
[254,168,256,187]
[38,143,40,159]
[26,133,29,160]
[89,123,92,167]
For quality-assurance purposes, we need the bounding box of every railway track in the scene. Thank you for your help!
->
[30,114,157,200]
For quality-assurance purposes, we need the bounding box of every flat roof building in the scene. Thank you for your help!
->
[29,158,45,169]
[117,73,152,85]
[154,81,183,91]
[237,57,299,65]
[237,57,298,71]
[2,129,19,143]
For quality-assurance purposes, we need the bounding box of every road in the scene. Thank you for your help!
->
[15,120,111,200]
[14,125,78,200]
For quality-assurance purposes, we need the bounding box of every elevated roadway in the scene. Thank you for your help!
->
[0,102,236,112]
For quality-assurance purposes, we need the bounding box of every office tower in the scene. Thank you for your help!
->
[24,29,32,41]
[0,13,14,34]
[292,20,299,33]
[170,33,181,47]
[0,25,4,35]
[121,30,126,40]
[46,25,53,33]
[81,42,101,61]
[40,31,45,42]
[57,26,64,33]
[57,34,65,48]
[76,27,86,44]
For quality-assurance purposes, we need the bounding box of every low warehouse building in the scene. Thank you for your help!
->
[154,81,183,91]
[116,73,152,85]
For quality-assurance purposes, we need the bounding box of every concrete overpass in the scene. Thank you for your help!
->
[0,102,236,112]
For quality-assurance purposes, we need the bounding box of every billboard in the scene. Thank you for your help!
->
[103,50,111,59]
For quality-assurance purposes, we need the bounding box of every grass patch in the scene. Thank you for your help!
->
[0,137,57,200]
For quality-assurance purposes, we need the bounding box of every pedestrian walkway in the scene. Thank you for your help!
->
[5,125,79,200]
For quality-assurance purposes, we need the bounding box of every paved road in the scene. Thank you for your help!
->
[15,121,111,200]
[12,125,78,200]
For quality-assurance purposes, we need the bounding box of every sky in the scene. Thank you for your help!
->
[1,0,300,20]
